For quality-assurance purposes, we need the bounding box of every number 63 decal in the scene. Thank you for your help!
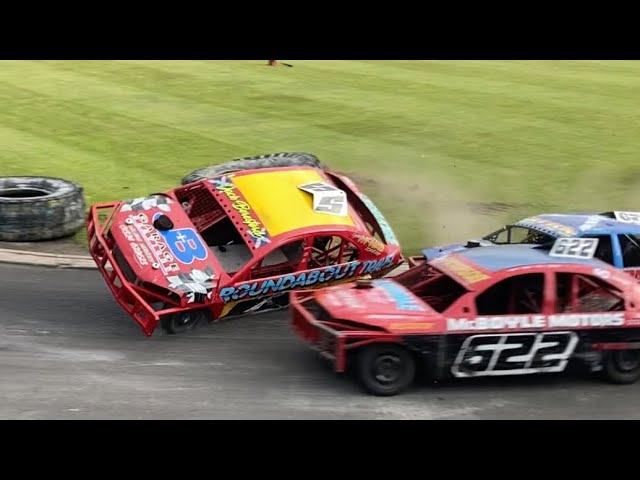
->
[549,237,599,259]
[298,181,349,217]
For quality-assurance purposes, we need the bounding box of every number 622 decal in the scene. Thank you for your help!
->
[549,237,599,259]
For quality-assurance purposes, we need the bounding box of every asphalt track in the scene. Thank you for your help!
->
[1,263,639,420]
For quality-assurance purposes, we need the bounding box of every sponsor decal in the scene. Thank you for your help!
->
[451,332,579,377]
[593,267,611,279]
[614,211,640,224]
[211,176,271,248]
[326,289,363,309]
[353,232,385,255]
[152,212,208,265]
[356,193,399,245]
[446,312,625,332]
[388,322,435,331]
[373,279,428,311]
[432,256,490,284]
[518,216,577,236]
[120,194,172,213]
[219,254,395,302]
[578,215,602,232]
[125,213,180,274]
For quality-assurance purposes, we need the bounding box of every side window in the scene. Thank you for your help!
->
[619,234,640,267]
[555,273,624,313]
[475,273,545,315]
[247,239,307,280]
[484,226,553,245]
[584,235,614,265]
[309,235,359,268]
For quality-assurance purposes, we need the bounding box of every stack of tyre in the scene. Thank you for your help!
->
[0,176,86,242]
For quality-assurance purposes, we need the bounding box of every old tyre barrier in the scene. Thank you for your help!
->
[0,176,86,242]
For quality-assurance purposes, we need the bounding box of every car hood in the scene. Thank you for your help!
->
[314,279,443,332]
[109,194,224,303]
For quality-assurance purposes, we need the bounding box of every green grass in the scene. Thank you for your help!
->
[2,60,640,254]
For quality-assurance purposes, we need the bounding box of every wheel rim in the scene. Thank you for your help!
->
[614,350,640,372]
[175,313,197,330]
[373,353,403,384]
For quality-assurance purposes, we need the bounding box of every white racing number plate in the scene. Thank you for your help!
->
[298,182,348,217]
[549,237,599,259]
[614,211,640,224]
[451,331,579,377]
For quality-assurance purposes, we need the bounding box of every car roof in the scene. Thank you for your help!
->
[206,167,366,239]
[428,244,618,289]
[454,244,611,271]
[514,212,640,237]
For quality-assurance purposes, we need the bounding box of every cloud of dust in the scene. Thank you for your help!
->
[343,169,516,251]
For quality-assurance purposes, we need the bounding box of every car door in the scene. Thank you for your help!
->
[215,236,310,317]
[447,271,554,378]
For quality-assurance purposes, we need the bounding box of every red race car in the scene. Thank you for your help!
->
[87,154,403,336]
[291,238,640,396]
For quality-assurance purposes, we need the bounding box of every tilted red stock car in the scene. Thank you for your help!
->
[291,239,640,395]
[87,158,403,336]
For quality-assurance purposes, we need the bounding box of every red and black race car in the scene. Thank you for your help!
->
[87,155,403,336]
[291,238,640,395]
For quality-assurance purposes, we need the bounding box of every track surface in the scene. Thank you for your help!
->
[1,263,639,419]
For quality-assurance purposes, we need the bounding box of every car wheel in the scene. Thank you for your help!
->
[603,349,640,384]
[181,152,323,185]
[356,344,416,396]
[0,176,86,242]
[160,309,209,334]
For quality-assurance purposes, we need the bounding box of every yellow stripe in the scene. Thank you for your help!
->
[233,169,356,237]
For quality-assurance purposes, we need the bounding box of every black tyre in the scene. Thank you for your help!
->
[181,152,323,185]
[603,349,640,384]
[356,344,416,396]
[160,309,210,334]
[0,176,86,242]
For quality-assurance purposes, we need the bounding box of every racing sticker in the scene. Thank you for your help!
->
[152,212,208,264]
[614,211,640,224]
[431,256,490,284]
[211,176,271,248]
[124,212,180,274]
[517,216,577,237]
[298,182,349,217]
[120,194,173,213]
[447,312,625,332]
[219,254,396,302]
[353,232,385,255]
[549,237,599,259]
[167,266,217,303]
[387,322,435,331]
[373,279,428,311]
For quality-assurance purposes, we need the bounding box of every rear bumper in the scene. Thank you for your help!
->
[86,202,188,336]
[290,291,399,372]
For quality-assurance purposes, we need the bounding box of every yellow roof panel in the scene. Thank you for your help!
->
[232,168,356,237]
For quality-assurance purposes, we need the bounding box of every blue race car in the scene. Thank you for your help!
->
[409,211,640,276]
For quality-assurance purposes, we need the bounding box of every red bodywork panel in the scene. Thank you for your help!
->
[87,167,404,336]
[291,251,640,373]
